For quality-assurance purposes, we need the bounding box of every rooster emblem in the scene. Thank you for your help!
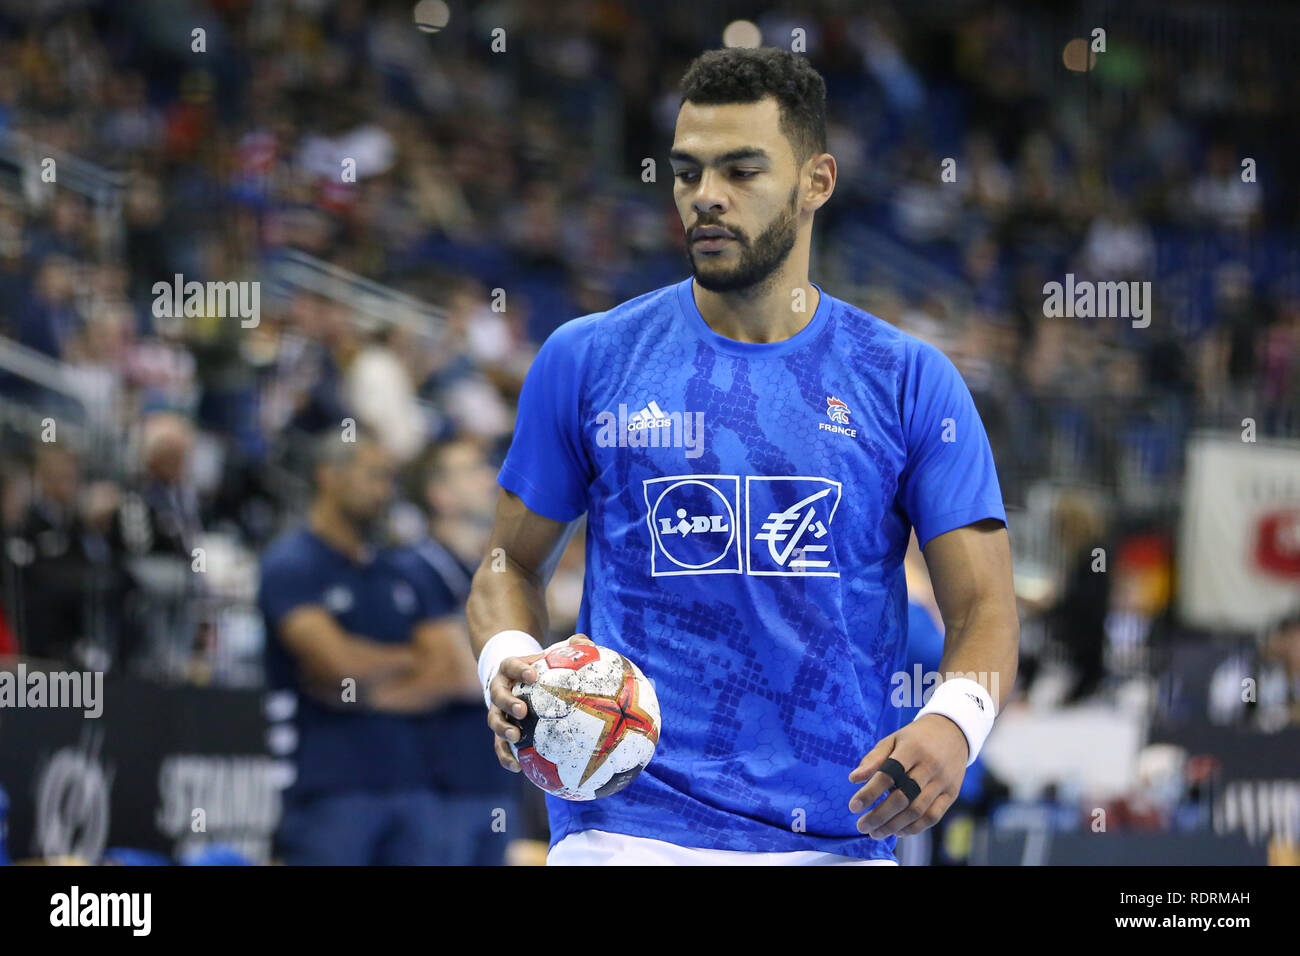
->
[826,396,851,425]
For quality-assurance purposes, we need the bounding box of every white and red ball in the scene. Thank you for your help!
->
[509,642,661,801]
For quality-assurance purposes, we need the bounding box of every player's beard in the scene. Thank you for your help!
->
[686,185,799,294]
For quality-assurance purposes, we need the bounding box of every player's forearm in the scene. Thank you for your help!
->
[935,598,1020,711]
[466,558,551,658]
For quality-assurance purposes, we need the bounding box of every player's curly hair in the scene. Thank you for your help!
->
[678,47,827,167]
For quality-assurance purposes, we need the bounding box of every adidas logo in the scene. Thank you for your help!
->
[628,400,673,432]
[595,402,706,458]
[966,692,985,712]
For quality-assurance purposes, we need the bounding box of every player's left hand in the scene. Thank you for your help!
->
[847,714,969,839]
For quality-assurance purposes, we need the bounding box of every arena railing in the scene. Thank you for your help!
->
[0,129,127,259]
[0,337,122,470]
[265,248,447,337]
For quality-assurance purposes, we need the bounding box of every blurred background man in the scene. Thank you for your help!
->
[259,426,480,864]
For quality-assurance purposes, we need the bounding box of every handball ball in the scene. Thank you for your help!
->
[509,641,661,801]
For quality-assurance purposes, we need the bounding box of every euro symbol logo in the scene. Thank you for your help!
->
[755,488,831,569]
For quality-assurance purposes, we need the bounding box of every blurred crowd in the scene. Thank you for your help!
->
[0,0,1296,733]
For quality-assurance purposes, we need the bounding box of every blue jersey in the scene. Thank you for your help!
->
[499,277,1006,860]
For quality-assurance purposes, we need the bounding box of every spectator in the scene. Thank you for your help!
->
[17,254,80,360]
[102,411,205,674]
[1208,608,1300,731]
[113,411,202,560]
[1047,493,1113,705]
[1262,609,1300,727]
[343,324,428,467]
[8,444,88,662]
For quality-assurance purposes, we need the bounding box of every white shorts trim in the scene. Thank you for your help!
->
[546,829,899,866]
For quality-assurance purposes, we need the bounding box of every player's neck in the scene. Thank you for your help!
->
[691,274,820,345]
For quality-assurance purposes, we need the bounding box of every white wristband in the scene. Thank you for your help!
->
[477,629,544,709]
[913,678,997,767]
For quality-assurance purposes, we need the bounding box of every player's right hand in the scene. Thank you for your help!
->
[488,634,596,772]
